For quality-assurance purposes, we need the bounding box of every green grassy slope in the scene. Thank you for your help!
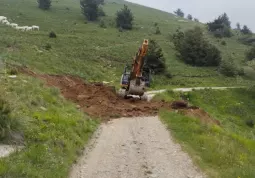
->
[0,0,254,87]
[0,75,98,178]
[160,89,255,178]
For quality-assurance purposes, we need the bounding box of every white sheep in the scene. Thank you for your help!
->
[26,27,33,31]
[15,26,24,31]
[6,21,11,26]
[10,23,18,28]
[0,16,7,22]
[1,19,9,24]
[15,26,27,31]
[32,25,39,31]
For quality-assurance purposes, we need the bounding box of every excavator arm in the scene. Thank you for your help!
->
[130,39,149,80]
[119,39,149,99]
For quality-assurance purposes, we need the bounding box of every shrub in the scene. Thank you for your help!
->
[238,36,255,46]
[246,120,254,128]
[49,31,57,38]
[98,6,105,17]
[172,26,222,66]
[44,43,52,50]
[116,5,134,30]
[164,71,172,79]
[0,98,20,141]
[218,57,239,77]
[245,46,255,61]
[155,27,161,35]
[118,27,123,32]
[221,40,227,45]
[248,85,255,98]
[144,39,166,74]
[37,0,51,10]
[99,19,106,28]
[7,67,18,75]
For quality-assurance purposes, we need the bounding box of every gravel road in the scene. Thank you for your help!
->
[69,116,205,178]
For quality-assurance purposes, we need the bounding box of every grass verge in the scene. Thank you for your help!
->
[160,88,255,178]
[0,74,98,178]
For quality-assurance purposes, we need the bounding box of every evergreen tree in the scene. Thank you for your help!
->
[174,8,184,18]
[241,25,252,35]
[236,22,241,30]
[116,5,134,30]
[187,14,193,20]
[38,0,51,10]
[80,0,99,21]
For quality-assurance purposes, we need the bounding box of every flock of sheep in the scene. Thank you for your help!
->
[0,16,39,31]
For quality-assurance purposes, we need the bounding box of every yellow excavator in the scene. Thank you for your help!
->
[118,39,149,100]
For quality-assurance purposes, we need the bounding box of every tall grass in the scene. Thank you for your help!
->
[0,98,21,141]
[0,75,98,177]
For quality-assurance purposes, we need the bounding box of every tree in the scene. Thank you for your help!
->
[96,0,104,5]
[172,26,222,66]
[144,40,166,74]
[194,18,199,22]
[174,8,184,18]
[207,13,232,38]
[116,5,134,30]
[246,46,255,61]
[241,25,252,35]
[219,13,231,28]
[37,0,51,10]
[80,0,101,21]
[236,22,241,30]
[187,14,193,20]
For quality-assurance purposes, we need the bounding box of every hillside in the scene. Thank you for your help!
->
[1,0,255,177]
[1,0,255,88]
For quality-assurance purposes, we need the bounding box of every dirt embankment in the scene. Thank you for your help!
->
[19,67,169,120]
[19,67,220,124]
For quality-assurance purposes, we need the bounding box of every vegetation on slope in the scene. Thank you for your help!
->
[0,74,98,178]
[0,0,255,88]
[160,88,255,178]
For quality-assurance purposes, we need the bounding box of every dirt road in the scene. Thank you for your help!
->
[70,116,205,178]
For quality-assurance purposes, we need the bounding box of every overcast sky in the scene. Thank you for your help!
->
[126,0,255,31]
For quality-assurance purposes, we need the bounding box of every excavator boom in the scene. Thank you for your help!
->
[118,39,149,99]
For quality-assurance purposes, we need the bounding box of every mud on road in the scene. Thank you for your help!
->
[19,67,220,125]
[20,68,170,120]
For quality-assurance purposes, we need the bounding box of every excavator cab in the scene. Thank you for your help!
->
[120,65,131,88]
[120,65,151,89]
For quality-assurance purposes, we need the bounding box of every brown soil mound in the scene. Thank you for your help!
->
[18,67,220,125]
[19,67,169,120]
[44,75,170,119]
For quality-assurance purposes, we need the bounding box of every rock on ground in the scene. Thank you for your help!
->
[0,145,23,158]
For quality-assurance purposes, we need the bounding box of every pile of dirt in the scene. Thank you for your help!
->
[19,67,169,120]
[18,66,220,125]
